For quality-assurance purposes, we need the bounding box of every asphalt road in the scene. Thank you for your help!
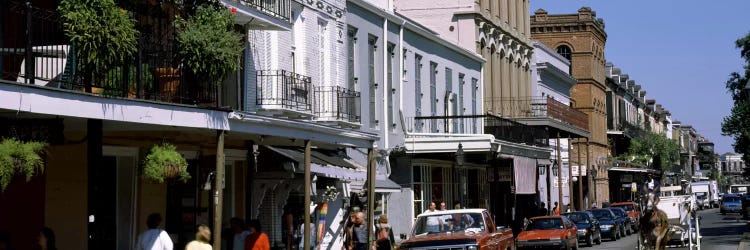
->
[579,208,746,250]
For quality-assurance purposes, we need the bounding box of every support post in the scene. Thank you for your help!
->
[556,134,563,214]
[578,139,584,211]
[304,140,312,250]
[86,119,102,249]
[367,147,377,250]
[568,136,574,211]
[246,141,256,218]
[587,138,594,207]
[212,130,226,250]
[25,1,34,85]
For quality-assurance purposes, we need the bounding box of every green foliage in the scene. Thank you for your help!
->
[0,138,47,191]
[59,0,138,78]
[618,131,680,172]
[142,143,190,183]
[721,32,750,178]
[175,5,242,85]
[102,64,154,96]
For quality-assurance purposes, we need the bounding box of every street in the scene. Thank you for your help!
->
[580,209,746,250]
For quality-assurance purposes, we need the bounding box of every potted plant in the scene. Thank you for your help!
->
[142,143,190,183]
[59,0,138,94]
[0,138,47,191]
[175,5,242,104]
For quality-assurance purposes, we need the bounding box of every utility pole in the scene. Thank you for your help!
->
[212,130,226,250]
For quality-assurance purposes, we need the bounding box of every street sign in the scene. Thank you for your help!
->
[571,165,587,176]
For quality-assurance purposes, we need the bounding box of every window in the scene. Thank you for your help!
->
[387,43,395,130]
[415,54,423,132]
[556,45,572,61]
[318,20,328,85]
[347,27,357,91]
[459,73,465,133]
[368,35,378,129]
[430,62,438,132]
[445,67,456,132]
[471,78,478,133]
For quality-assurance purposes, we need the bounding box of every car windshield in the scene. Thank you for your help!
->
[412,212,484,235]
[696,193,707,198]
[526,218,564,230]
[564,213,589,224]
[611,209,625,217]
[592,210,613,220]
[614,205,634,211]
[724,197,741,202]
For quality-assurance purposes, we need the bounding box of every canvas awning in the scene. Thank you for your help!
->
[513,156,538,194]
[265,146,366,181]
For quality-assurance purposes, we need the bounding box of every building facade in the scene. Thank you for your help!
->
[531,7,610,205]
[721,153,746,191]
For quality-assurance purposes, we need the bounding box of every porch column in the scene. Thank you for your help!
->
[568,136,574,211]
[578,139,584,211]
[367,147,377,250]
[556,133,562,213]
[213,130,226,250]
[246,140,256,218]
[304,140,312,250]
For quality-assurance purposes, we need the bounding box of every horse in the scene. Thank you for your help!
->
[638,193,670,250]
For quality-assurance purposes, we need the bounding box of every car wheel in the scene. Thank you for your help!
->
[586,233,593,247]
[616,228,621,239]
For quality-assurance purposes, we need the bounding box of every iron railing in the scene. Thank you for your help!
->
[314,86,360,123]
[256,70,312,112]
[406,115,549,147]
[230,0,291,22]
[485,97,589,131]
[0,1,219,107]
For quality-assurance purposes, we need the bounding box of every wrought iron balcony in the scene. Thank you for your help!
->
[314,86,360,124]
[406,115,549,147]
[485,97,589,131]
[256,70,312,114]
[1,2,219,107]
[230,0,290,22]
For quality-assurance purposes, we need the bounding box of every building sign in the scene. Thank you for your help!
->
[571,165,587,176]
[295,0,345,19]
[553,177,569,187]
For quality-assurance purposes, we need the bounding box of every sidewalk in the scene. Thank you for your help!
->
[739,223,750,250]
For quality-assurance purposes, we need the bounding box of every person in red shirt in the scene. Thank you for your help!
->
[245,219,270,250]
[553,202,560,215]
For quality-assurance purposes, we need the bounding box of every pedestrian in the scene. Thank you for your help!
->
[374,215,395,250]
[245,219,270,250]
[37,227,56,250]
[538,202,548,216]
[424,202,441,232]
[553,202,560,215]
[225,218,250,250]
[344,212,368,250]
[136,213,174,250]
[439,201,452,228]
[297,215,316,250]
[185,225,212,250]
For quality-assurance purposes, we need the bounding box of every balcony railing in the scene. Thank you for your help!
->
[485,97,589,131]
[1,1,219,107]
[314,86,360,124]
[406,115,549,147]
[230,0,291,22]
[256,70,312,113]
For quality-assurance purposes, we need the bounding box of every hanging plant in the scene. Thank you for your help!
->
[142,143,190,183]
[0,138,47,192]
[323,185,340,202]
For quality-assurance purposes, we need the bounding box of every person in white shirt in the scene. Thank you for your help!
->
[185,225,212,250]
[136,213,173,250]
[425,202,442,232]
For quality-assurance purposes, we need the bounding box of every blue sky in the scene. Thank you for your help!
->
[530,0,750,154]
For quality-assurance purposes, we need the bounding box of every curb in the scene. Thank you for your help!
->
[739,230,750,250]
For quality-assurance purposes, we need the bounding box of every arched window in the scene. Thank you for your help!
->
[556,45,572,61]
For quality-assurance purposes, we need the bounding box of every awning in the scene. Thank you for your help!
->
[537,159,553,166]
[513,156,537,194]
[265,146,366,181]
[375,178,402,193]
[609,167,660,175]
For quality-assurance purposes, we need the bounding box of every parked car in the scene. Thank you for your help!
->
[590,209,621,241]
[563,211,602,247]
[516,216,578,250]
[721,194,742,214]
[611,201,640,232]
[399,209,515,250]
[610,207,632,236]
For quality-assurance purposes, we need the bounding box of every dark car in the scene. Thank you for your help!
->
[721,194,742,214]
[610,207,632,236]
[563,211,602,247]
[590,209,621,241]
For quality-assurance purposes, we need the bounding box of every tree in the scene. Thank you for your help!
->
[618,131,681,172]
[721,32,750,178]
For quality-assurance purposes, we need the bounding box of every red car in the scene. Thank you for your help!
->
[611,201,640,231]
[516,216,578,250]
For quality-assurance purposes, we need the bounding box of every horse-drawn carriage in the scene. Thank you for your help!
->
[637,190,701,249]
